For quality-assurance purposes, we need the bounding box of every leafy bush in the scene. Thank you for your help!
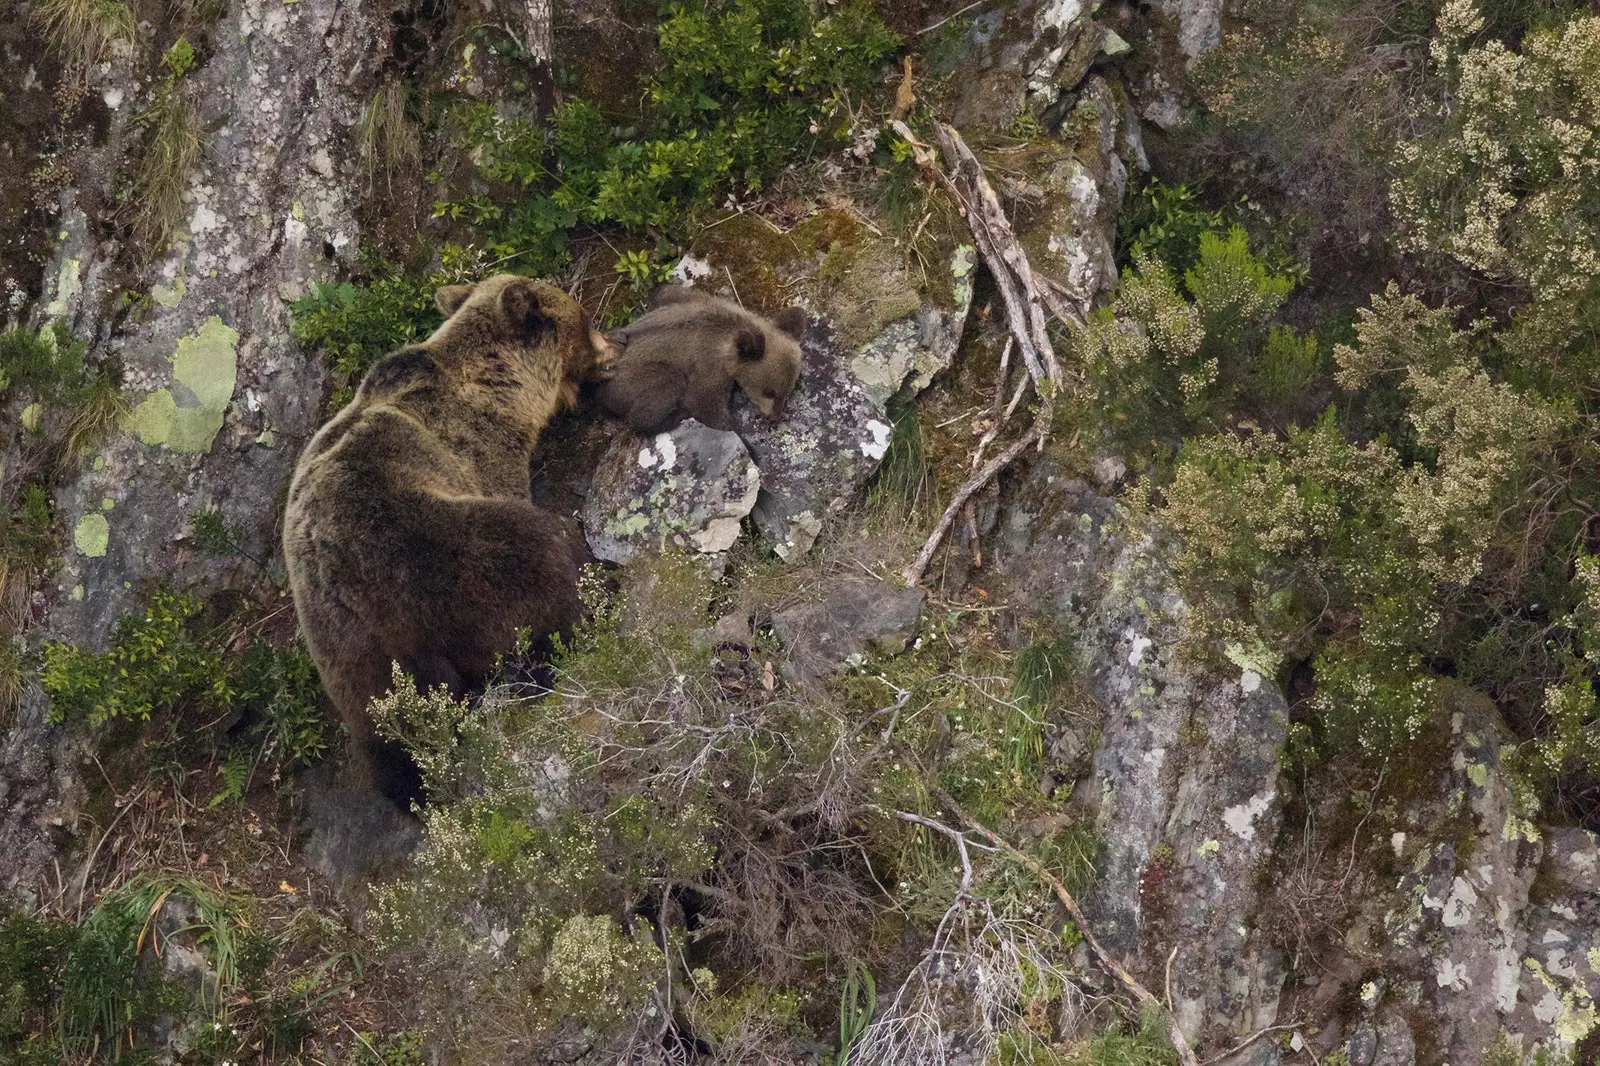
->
[1073,226,1310,441]
[290,269,441,409]
[435,0,898,262]
[42,588,233,726]
[41,589,327,764]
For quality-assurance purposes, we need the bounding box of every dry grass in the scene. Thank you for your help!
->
[32,0,137,71]
[130,85,200,257]
[361,81,422,197]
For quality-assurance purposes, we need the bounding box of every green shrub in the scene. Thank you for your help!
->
[42,588,233,726]
[436,0,898,261]
[289,268,441,410]
[1115,179,1224,278]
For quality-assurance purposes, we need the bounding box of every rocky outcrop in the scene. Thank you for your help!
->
[771,578,927,688]
[2,0,381,898]
[582,421,760,565]
[993,459,1600,1063]
[993,461,1286,1048]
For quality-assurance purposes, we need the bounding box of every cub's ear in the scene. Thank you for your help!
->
[499,280,554,343]
[772,306,808,340]
[735,329,766,362]
[648,283,705,309]
[434,284,475,317]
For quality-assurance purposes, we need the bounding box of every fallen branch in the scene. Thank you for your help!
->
[890,119,1089,586]
[903,427,1040,587]
[928,783,1202,1066]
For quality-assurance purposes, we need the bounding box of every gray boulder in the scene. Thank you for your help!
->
[582,420,760,565]
[731,317,896,561]
[772,578,927,688]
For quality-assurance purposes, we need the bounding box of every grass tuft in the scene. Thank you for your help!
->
[361,81,422,197]
[32,0,137,71]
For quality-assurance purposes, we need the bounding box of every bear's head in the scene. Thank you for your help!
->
[433,275,614,406]
[733,307,806,420]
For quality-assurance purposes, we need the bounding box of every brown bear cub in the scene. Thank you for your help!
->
[283,274,613,810]
[595,284,807,435]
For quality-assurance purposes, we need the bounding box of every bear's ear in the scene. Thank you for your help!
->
[648,283,705,309]
[435,284,475,317]
[735,329,766,362]
[499,280,555,343]
[772,306,808,340]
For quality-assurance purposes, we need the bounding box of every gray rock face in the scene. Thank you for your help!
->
[953,0,1109,127]
[994,458,1600,1062]
[772,578,927,688]
[1157,0,1224,59]
[993,461,1287,1046]
[1362,685,1598,1062]
[582,421,760,564]
[732,318,895,561]
[2,0,376,900]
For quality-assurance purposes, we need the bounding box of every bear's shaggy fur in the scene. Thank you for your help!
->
[595,285,806,435]
[283,274,613,807]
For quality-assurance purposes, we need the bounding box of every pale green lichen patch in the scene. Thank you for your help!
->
[74,513,110,557]
[1467,762,1490,787]
[125,316,240,454]
[1525,957,1598,1044]
[45,258,82,319]
[152,274,187,308]
[19,404,41,432]
[100,498,115,511]
[127,388,178,445]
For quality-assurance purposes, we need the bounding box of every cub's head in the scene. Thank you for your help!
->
[733,306,807,420]
[434,274,614,406]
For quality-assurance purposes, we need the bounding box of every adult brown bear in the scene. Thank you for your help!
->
[283,274,613,808]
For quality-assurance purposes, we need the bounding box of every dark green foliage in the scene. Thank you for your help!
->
[0,324,89,402]
[186,509,240,557]
[437,0,898,258]
[41,589,232,726]
[289,269,441,410]
[0,909,75,1063]
[237,641,328,764]
[1115,179,1223,279]
[40,590,327,764]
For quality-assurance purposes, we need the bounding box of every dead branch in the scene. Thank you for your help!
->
[903,426,1041,587]
[927,783,1203,1066]
[890,119,1091,586]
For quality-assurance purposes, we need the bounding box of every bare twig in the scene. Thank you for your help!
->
[904,427,1040,587]
[927,783,1203,1066]
[1199,1023,1303,1066]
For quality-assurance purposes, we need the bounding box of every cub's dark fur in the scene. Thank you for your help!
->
[283,274,613,808]
[595,285,806,435]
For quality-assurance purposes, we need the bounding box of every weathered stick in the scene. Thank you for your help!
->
[933,123,1066,386]
[928,783,1202,1066]
[903,427,1040,587]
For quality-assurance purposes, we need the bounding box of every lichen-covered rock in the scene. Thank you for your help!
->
[1005,76,1144,314]
[582,421,760,565]
[732,318,893,561]
[771,578,927,688]
[993,460,1288,1047]
[953,0,1111,128]
[849,245,975,406]
[1354,684,1599,1062]
[1,0,376,898]
[1157,0,1223,60]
